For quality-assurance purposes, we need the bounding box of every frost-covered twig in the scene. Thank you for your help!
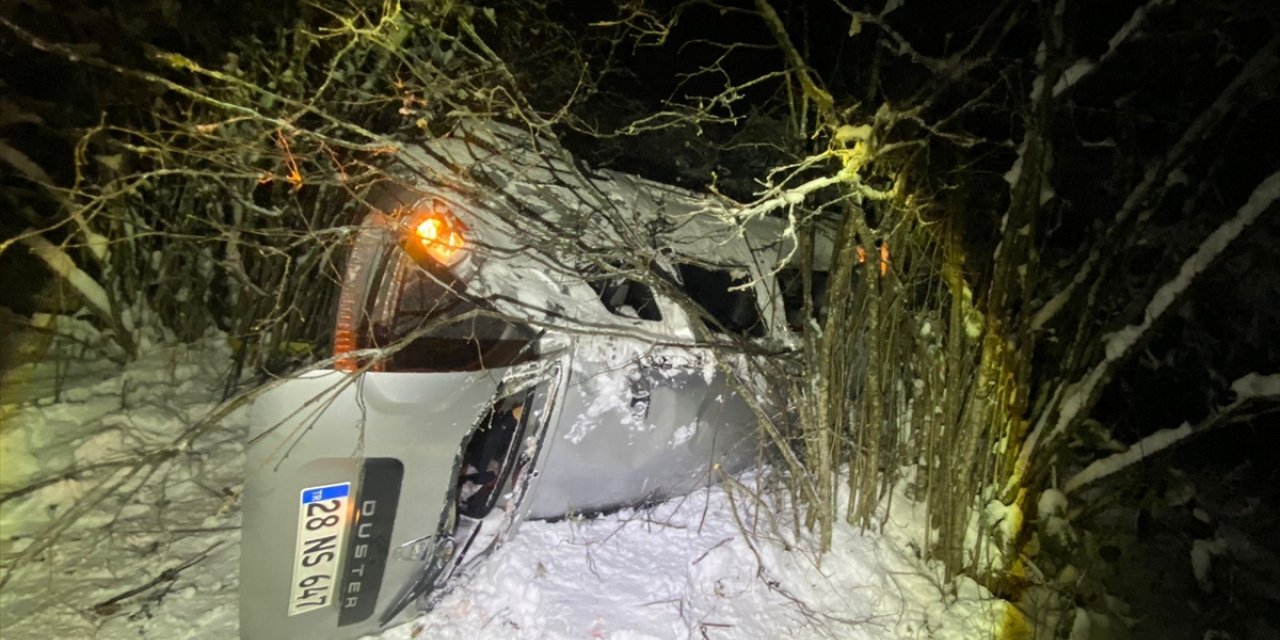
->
[89,541,222,615]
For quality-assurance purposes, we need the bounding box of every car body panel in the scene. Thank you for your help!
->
[526,345,756,519]
[241,368,513,638]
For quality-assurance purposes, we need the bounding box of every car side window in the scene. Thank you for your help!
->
[674,263,766,338]
[588,275,663,321]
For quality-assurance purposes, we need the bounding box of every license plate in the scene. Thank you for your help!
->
[288,482,351,616]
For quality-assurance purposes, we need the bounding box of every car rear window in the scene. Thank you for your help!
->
[365,253,538,372]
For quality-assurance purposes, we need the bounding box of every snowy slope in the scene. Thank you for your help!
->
[0,332,244,639]
[0,333,1001,639]
[400,479,1003,640]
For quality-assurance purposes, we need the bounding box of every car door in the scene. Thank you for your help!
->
[522,263,768,520]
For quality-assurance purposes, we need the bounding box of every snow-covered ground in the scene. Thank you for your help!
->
[0,332,243,639]
[0,332,1004,639]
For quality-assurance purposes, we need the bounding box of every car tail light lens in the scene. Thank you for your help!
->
[333,307,359,372]
[406,202,467,267]
[333,214,393,373]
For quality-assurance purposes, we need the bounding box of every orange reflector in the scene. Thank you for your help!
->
[333,263,363,372]
[410,204,466,266]
[333,318,358,372]
[855,242,889,277]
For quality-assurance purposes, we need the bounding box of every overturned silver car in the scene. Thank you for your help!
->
[240,122,830,639]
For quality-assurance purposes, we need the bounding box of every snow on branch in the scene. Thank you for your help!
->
[17,229,135,357]
[1017,170,1280,475]
[734,171,847,220]
[1032,38,1280,331]
[19,230,114,319]
[1051,0,1172,98]
[1065,372,1280,494]
[1064,423,1191,494]
[1101,170,1280,362]
[1231,373,1280,399]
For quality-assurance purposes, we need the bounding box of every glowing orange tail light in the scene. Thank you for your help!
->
[855,242,889,276]
[409,203,466,266]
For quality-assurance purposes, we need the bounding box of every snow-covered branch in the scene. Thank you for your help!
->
[1051,0,1172,98]
[0,139,111,263]
[1101,170,1279,362]
[1032,37,1280,331]
[18,229,133,356]
[734,170,846,221]
[1017,169,1280,477]
[1065,373,1280,494]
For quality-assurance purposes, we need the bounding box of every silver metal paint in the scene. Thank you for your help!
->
[241,369,507,639]
[525,345,758,519]
[238,121,800,639]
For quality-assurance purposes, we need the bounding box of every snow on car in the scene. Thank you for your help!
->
[240,121,833,639]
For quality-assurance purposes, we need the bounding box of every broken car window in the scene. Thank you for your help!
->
[587,275,663,321]
[674,263,766,338]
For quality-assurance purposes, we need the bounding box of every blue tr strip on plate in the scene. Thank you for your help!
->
[301,483,350,504]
